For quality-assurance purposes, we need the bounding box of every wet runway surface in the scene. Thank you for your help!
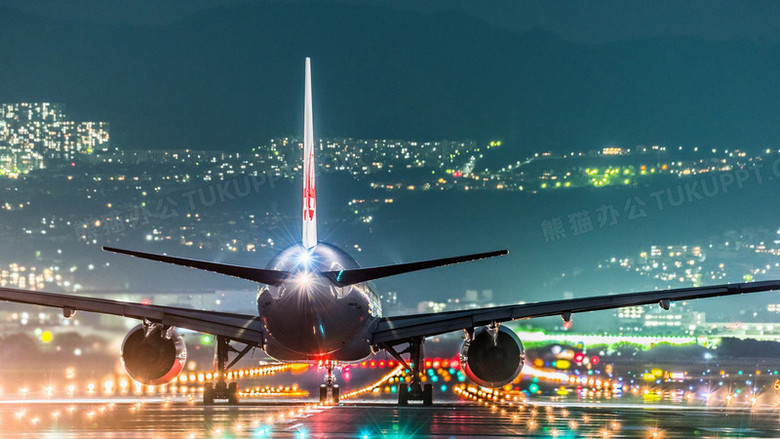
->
[0,398,777,438]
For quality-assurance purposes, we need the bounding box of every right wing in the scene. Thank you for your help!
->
[0,287,263,345]
[372,280,780,345]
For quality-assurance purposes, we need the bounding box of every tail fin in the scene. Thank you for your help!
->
[302,57,317,249]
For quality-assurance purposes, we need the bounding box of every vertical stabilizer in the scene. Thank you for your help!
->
[302,57,317,249]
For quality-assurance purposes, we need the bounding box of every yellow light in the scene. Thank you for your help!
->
[40,330,53,343]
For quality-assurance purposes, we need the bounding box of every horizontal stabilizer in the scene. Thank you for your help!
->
[102,246,289,286]
[322,250,508,287]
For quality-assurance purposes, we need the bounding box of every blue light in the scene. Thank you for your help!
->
[254,425,271,437]
[296,428,309,439]
[440,385,447,392]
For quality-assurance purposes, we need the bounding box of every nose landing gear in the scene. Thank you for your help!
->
[319,360,340,404]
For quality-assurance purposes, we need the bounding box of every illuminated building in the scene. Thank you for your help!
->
[0,102,109,163]
[614,302,705,334]
[601,147,626,155]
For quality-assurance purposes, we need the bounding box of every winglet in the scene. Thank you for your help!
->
[302,57,317,249]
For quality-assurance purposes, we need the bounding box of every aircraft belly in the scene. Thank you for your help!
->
[259,288,373,361]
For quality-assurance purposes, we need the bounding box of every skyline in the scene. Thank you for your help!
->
[1,105,779,319]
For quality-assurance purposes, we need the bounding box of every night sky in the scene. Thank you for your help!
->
[1,1,780,152]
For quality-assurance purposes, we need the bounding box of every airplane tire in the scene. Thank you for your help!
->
[422,383,433,406]
[228,382,239,405]
[398,384,409,406]
[332,385,340,403]
[319,384,328,403]
[203,383,215,405]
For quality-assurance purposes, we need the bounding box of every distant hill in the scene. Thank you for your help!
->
[1,3,779,154]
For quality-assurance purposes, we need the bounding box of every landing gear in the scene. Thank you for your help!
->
[203,335,253,405]
[386,337,433,406]
[422,383,433,406]
[319,360,340,404]
[203,383,215,405]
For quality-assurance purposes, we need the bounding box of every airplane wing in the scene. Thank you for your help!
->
[371,280,780,345]
[0,287,263,345]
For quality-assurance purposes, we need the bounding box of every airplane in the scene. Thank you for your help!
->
[1,57,780,406]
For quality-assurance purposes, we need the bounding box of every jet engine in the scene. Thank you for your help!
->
[120,324,187,385]
[460,325,525,388]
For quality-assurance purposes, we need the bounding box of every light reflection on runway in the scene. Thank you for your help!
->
[0,397,777,438]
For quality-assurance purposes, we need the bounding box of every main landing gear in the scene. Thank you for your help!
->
[319,360,340,404]
[384,336,433,406]
[203,335,253,405]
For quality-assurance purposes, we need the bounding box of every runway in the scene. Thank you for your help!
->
[0,397,777,438]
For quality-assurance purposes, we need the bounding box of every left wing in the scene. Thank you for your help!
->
[372,280,780,345]
[0,287,263,345]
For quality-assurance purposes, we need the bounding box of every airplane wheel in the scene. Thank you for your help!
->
[228,382,239,405]
[332,385,340,403]
[422,383,433,406]
[398,384,409,406]
[203,383,215,405]
[319,384,328,403]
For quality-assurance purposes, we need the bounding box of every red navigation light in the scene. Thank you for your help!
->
[574,353,585,363]
[361,361,367,368]
[453,171,463,178]
[425,360,432,368]
[591,356,599,365]
[388,361,395,367]
[369,360,376,368]
[140,298,151,306]
[379,360,385,368]
[563,321,572,330]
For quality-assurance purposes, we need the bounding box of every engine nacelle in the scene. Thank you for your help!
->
[120,324,187,385]
[460,325,525,388]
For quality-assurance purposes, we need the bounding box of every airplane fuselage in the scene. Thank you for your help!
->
[257,243,381,361]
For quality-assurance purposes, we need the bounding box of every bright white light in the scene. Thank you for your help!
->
[297,249,312,265]
[295,272,312,286]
